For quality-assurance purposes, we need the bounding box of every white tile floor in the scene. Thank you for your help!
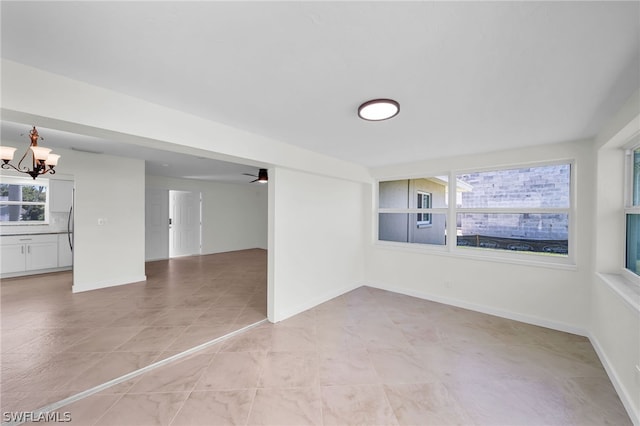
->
[1,249,267,416]
[1,249,632,425]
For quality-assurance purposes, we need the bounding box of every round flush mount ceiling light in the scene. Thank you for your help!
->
[357,98,400,121]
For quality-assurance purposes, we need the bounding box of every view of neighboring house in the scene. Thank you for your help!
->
[379,177,447,245]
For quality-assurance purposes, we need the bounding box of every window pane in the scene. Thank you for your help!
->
[22,184,47,202]
[0,183,47,202]
[456,213,568,255]
[0,184,22,202]
[379,213,446,245]
[379,178,447,209]
[456,164,570,209]
[0,204,46,222]
[626,214,640,275]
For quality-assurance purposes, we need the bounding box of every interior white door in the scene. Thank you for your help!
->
[169,191,201,258]
[145,188,170,260]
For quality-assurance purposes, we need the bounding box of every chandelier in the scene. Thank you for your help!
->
[0,126,60,179]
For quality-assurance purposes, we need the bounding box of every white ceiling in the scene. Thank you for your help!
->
[0,120,264,184]
[1,1,639,172]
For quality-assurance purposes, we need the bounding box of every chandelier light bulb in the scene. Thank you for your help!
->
[45,154,61,166]
[0,146,17,161]
[30,146,52,161]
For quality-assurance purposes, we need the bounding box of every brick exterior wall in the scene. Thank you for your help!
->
[457,165,569,241]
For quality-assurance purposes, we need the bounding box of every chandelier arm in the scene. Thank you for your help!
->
[1,162,27,173]
[1,160,53,179]
[15,146,33,172]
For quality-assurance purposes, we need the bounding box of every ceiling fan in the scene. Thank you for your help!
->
[242,168,268,183]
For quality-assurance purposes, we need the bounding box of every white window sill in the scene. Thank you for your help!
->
[373,241,576,271]
[596,273,640,312]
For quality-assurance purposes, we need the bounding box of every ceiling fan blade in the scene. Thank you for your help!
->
[242,173,258,177]
[250,178,258,183]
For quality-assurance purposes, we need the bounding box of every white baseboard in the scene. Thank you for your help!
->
[72,275,147,293]
[1,266,72,280]
[272,281,363,323]
[364,281,587,336]
[589,331,639,425]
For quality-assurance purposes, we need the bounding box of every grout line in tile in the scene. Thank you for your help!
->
[86,392,125,426]
[1,319,268,426]
[166,390,192,426]
[244,387,259,426]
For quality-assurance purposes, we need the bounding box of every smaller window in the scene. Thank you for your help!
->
[0,177,49,224]
[417,191,432,226]
[378,177,447,247]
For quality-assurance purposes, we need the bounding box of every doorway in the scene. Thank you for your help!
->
[169,190,202,258]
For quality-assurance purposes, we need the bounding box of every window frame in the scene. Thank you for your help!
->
[0,176,50,225]
[375,160,576,268]
[622,145,640,284]
[376,174,449,250]
[416,191,432,227]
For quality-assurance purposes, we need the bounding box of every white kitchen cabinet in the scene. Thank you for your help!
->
[49,180,74,212]
[0,243,26,274]
[0,234,60,275]
[26,238,59,270]
[58,233,73,267]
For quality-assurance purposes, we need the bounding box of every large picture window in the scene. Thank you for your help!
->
[455,164,570,256]
[0,177,49,224]
[377,163,572,261]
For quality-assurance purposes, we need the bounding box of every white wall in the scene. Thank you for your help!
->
[268,168,367,322]
[592,90,640,423]
[590,276,639,423]
[367,140,595,334]
[146,175,267,258]
[33,148,146,292]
